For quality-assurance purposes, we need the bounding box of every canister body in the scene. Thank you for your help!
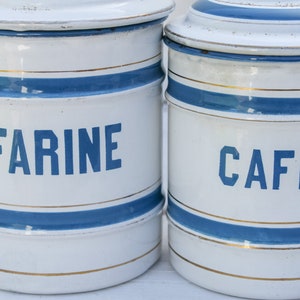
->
[0,21,164,294]
[166,39,300,299]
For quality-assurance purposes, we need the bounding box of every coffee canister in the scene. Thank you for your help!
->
[165,1,300,299]
[0,0,174,294]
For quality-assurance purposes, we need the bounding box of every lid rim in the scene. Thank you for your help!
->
[164,37,300,60]
[0,17,167,36]
[165,28,300,56]
[0,0,174,31]
[165,0,300,56]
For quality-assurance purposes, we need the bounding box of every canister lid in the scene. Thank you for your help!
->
[0,0,174,31]
[165,0,300,55]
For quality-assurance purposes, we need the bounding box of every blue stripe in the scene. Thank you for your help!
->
[0,62,163,98]
[168,197,300,245]
[164,38,300,62]
[192,0,300,21]
[0,187,163,231]
[167,77,300,115]
[0,18,166,37]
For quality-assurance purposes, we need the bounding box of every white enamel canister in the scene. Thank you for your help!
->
[0,0,174,294]
[165,1,300,299]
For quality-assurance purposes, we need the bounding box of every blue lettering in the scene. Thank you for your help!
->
[79,127,100,174]
[219,146,239,186]
[64,129,74,175]
[245,149,267,189]
[35,130,59,175]
[105,123,122,171]
[0,128,7,156]
[273,150,295,190]
[0,124,123,176]
[9,129,30,174]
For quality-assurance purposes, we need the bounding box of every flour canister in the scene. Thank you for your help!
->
[165,1,300,299]
[0,0,174,294]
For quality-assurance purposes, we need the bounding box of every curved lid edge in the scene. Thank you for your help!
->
[165,0,300,56]
[0,0,175,31]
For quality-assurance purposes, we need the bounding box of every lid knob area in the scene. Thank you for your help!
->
[165,0,300,55]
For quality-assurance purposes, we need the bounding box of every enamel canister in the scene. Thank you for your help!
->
[0,0,174,294]
[165,1,300,299]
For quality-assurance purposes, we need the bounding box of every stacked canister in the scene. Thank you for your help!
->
[2,0,300,298]
[165,1,300,299]
[0,0,173,294]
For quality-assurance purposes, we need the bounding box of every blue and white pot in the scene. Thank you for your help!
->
[0,0,174,294]
[165,1,300,299]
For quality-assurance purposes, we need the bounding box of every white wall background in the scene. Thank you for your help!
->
[169,0,195,20]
